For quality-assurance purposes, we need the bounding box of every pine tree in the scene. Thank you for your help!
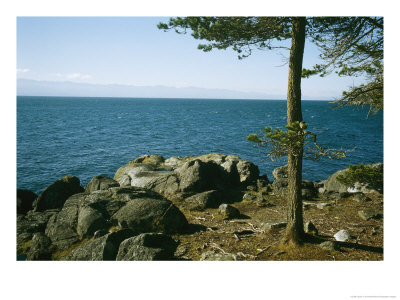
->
[158,17,383,245]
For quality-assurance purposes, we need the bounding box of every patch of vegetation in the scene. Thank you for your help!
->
[337,164,383,191]
[17,240,32,255]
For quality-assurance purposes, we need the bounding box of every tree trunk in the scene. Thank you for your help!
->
[282,17,306,246]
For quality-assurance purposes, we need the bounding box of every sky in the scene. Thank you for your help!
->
[16,17,368,100]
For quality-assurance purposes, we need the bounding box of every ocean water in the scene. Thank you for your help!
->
[17,96,383,195]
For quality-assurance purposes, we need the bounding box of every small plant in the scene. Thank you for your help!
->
[247,121,350,161]
[336,163,383,191]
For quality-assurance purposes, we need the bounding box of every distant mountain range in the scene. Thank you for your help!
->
[17,78,285,100]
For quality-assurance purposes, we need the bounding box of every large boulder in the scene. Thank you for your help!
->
[184,190,222,209]
[45,193,82,250]
[45,186,187,251]
[218,204,241,219]
[111,195,187,234]
[34,175,84,212]
[324,169,351,194]
[85,175,119,193]
[66,229,136,261]
[177,159,229,193]
[76,206,109,238]
[116,233,178,261]
[17,189,38,214]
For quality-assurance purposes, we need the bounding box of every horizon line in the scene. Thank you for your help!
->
[16,95,334,101]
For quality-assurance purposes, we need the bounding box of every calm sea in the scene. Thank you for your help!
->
[17,96,383,194]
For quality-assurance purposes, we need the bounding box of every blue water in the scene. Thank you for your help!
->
[17,96,383,195]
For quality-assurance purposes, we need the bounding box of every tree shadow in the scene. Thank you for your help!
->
[236,214,251,220]
[304,234,383,254]
[182,223,207,234]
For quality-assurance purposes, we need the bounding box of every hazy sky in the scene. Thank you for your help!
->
[17,17,368,99]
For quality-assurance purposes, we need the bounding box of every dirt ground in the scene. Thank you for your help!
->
[171,191,384,261]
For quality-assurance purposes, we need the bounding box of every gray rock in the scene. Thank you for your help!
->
[132,154,165,168]
[116,233,178,261]
[261,221,287,230]
[218,204,240,219]
[17,209,59,256]
[17,189,38,215]
[17,209,59,236]
[111,196,188,234]
[26,232,52,261]
[320,241,338,251]
[34,175,84,212]
[317,203,332,209]
[353,193,372,202]
[358,209,382,221]
[178,159,228,193]
[324,163,383,194]
[334,229,351,242]
[236,160,259,186]
[45,186,188,251]
[324,169,352,194]
[114,153,260,197]
[271,178,289,195]
[200,251,238,261]
[66,229,136,261]
[271,177,317,197]
[85,175,119,193]
[175,244,189,257]
[304,221,318,235]
[272,165,288,180]
[184,190,222,209]
[76,206,108,238]
[45,193,82,250]
[242,193,257,201]
[17,232,33,246]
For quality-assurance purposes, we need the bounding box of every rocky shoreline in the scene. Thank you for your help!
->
[17,153,383,261]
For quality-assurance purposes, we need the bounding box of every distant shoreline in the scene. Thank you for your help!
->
[16,78,335,100]
[16,95,331,102]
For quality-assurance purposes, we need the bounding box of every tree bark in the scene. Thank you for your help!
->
[282,17,306,246]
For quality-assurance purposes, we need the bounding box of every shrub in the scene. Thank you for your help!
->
[336,163,383,192]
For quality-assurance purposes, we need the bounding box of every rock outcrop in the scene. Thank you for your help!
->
[114,154,260,200]
[45,186,188,251]
[16,153,383,261]
[34,175,84,212]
